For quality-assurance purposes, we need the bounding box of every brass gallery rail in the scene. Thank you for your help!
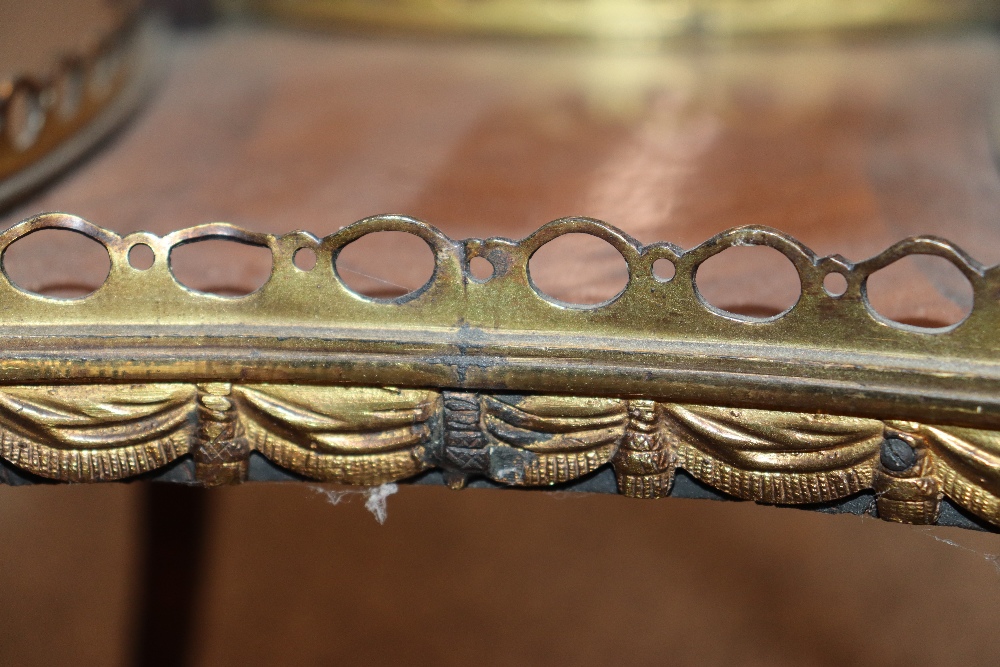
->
[0,212,998,532]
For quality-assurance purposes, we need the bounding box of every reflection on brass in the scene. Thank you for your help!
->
[247,0,1000,39]
[2,212,1000,530]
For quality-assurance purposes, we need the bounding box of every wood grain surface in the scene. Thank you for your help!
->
[0,23,999,666]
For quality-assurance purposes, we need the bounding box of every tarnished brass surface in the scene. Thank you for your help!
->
[1,212,1000,529]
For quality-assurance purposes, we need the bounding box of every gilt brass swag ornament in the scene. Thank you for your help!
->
[1,213,1000,531]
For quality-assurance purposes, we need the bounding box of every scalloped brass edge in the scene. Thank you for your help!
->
[0,213,997,429]
[0,213,996,531]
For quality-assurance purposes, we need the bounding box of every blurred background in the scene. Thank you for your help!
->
[2,0,1000,665]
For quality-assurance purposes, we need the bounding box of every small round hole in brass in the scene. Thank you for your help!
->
[469,256,494,282]
[293,247,317,271]
[652,258,675,282]
[128,243,155,271]
[823,272,848,297]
